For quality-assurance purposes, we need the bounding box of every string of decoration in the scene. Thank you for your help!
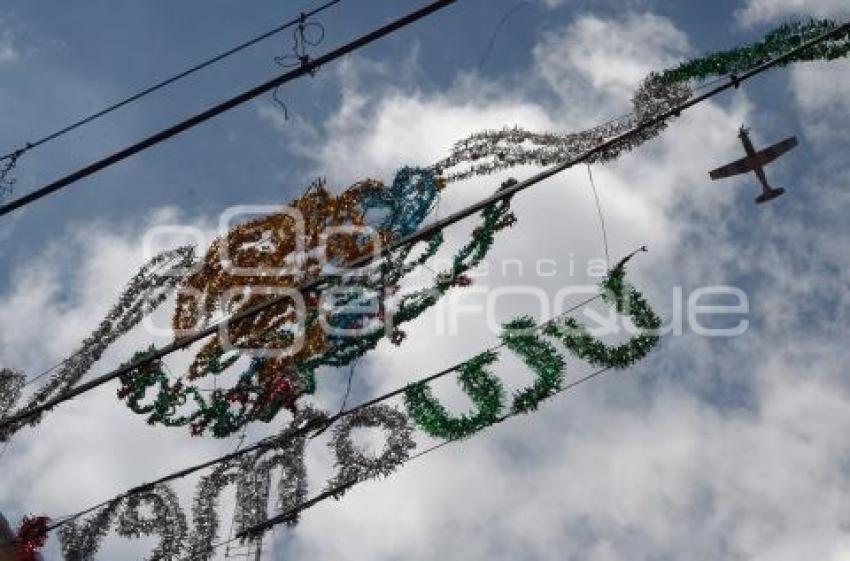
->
[19,291,603,549]
[433,18,850,184]
[0,148,24,201]
[0,247,195,441]
[13,515,49,561]
[27,292,606,547]
[59,485,187,561]
[404,251,659,439]
[115,168,518,437]
[240,362,622,541]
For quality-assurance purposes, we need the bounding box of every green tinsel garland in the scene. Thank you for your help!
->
[403,350,505,440]
[500,317,566,414]
[405,260,661,440]
[659,19,850,86]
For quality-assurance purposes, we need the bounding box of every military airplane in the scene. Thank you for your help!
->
[708,126,798,204]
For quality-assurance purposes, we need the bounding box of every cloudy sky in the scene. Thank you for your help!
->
[1,0,849,559]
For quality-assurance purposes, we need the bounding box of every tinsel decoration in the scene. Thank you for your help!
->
[188,408,328,559]
[59,485,185,561]
[119,173,516,437]
[115,486,187,561]
[187,459,248,561]
[170,167,442,379]
[235,407,327,535]
[0,246,195,441]
[433,19,850,184]
[0,368,24,417]
[658,19,850,86]
[500,317,566,414]
[542,261,661,369]
[432,74,690,183]
[325,405,417,497]
[14,515,49,561]
[59,499,123,561]
[404,350,505,440]
[406,259,661,439]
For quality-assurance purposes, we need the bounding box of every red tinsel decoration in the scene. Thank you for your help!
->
[15,515,49,561]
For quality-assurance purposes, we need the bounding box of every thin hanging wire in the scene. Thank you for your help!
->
[271,11,327,120]
[477,1,532,70]
[585,164,610,270]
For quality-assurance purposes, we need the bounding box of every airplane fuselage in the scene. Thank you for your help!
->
[738,128,771,193]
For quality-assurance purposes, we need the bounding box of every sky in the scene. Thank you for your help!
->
[1,0,849,560]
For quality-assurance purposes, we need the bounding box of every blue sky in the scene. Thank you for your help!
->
[1,0,850,560]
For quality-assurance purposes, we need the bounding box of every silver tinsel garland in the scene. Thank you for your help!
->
[325,405,417,497]
[0,368,24,416]
[0,246,195,441]
[431,74,691,183]
[50,404,416,560]
[115,486,187,561]
[59,485,185,561]
[187,459,247,561]
[235,407,328,533]
[189,407,328,559]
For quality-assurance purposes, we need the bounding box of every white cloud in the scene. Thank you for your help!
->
[533,13,690,121]
[737,0,850,26]
[0,21,19,64]
[790,59,850,144]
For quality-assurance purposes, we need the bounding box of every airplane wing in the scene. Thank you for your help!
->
[752,136,798,167]
[709,156,754,180]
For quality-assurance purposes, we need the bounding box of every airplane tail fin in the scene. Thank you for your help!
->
[755,187,785,204]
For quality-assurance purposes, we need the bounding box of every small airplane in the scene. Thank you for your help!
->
[708,126,798,204]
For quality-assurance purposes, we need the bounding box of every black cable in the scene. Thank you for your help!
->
[0,0,342,165]
[1,18,843,433]
[0,0,461,218]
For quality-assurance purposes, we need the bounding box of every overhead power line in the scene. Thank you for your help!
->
[0,1,342,163]
[0,0,460,218]
[27,294,601,537]
[1,19,844,435]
